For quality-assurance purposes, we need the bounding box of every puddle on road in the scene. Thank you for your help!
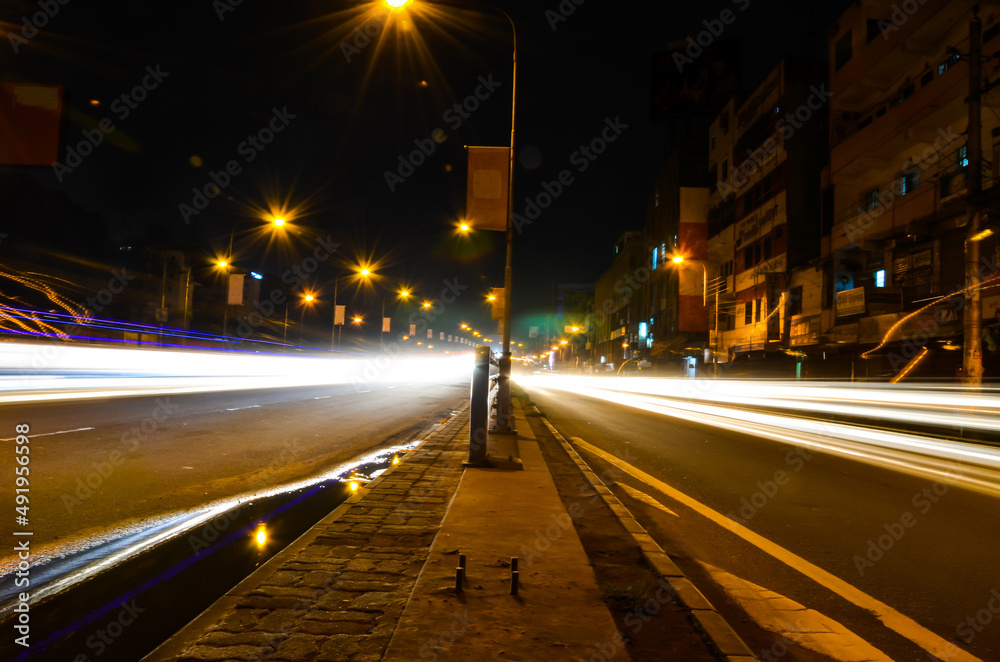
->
[0,444,413,662]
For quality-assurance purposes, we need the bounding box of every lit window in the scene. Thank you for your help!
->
[900,171,918,195]
[957,145,969,168]
[874,269,886,287]
[652,247,658,270]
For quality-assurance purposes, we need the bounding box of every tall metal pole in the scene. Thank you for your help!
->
[964,8,984,385]
[332,276,339,348]
[496,8,518,431]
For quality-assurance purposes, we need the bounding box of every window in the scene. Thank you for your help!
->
[721,160,728,181]
[652,247,658,270]
[900,170,918,195]
[896,82,915,104]
[874,269,886,288]
[755,298,763,323]
[835,31,853,71]
[920,69,934,86]
[789,286,803,316]
[745,246,754,267]
[762,236,772,261]
[864,188,880,211]
[745,301,753,325]
[938,53,959,75]
[957,145,969,168]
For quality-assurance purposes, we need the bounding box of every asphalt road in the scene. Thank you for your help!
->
[1,379,468,570]
[521,380,1000,662]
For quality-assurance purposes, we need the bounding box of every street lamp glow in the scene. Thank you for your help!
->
[672,255,685,264]
[422,301,432,309]
[386,0,408,7]
[304,294,315,302]
[360,268,371,277]
[272,217,286,227]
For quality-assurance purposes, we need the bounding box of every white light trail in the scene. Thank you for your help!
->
[0,342,473,403]
[519,375,1000,497]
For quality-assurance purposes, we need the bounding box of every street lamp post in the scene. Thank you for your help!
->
[672,256,720,378]
[386,0,518,431]
[220,216,287,336]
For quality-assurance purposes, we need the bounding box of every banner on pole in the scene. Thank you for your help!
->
[382,317,391,333]
[466,146,509,231]
[227,274,244,305]
[334,305,346,325]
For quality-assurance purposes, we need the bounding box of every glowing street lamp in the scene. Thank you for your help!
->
[386,0,519,432]
[671,254,720,378]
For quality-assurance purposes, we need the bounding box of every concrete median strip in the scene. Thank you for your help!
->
[534,412,755,662]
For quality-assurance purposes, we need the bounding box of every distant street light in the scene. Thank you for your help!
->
[219,217,289,336]
[670,254,720,377]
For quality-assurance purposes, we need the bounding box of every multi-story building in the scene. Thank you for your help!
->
[592,231,646,369]
[707,56,827,361]
[639,137,711,371]
[825,0,1000,379]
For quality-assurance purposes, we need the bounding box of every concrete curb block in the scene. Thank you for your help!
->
[142,404,471,662]
[533,407,758,662]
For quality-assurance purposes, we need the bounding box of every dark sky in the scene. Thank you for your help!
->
[2,0,847,339]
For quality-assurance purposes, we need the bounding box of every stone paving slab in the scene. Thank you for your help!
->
[143,407,471,662]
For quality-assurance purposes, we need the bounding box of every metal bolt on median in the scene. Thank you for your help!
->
[456,553,466,593]
[510,556,519,596]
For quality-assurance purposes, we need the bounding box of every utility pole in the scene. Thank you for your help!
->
[964,6,984,385]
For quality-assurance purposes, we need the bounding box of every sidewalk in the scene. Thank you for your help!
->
[144,399,749,662]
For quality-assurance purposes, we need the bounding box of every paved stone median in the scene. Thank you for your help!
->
[156,407,470,662]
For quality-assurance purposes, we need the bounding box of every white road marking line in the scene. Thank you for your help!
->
[571,436,982,662]
[313,396,331,400]
[617,482,679,517]
[359,390,371,393]
[0,426,94,441]
[700,562,894,662]
[224,405,261,411]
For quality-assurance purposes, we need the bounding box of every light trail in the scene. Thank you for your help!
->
[0,341,472,402]
[518,375,1000,497]
[522,375,1000,436]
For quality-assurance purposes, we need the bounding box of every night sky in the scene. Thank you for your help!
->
[2,0,847,339]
